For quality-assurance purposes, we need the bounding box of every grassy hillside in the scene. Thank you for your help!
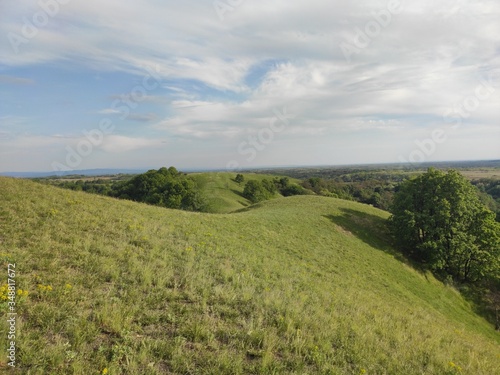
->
[0,177,498,374]
[190,172,300,213]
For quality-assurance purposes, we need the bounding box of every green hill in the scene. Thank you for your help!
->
[189,172,302,213]
[0,177,498,374]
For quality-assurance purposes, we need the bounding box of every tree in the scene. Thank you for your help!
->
[243,180,274,203]
[110,167,206,211]
[273,177,290,190]
[261,178,277,195]
[235,174,245,184]
[389,169,500,282]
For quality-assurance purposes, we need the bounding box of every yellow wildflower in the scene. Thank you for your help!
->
[37,284,53,292]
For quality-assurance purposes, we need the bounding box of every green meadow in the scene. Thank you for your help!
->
[0,176,498,374]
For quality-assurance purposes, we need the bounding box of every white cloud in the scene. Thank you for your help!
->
[0,0,499,170]
[97,108,122,115]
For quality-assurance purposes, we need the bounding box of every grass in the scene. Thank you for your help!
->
[0,176,499,374]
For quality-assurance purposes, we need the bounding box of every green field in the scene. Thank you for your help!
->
[0,177,499,374]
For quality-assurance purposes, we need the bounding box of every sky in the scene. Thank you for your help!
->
[0,0,499,172]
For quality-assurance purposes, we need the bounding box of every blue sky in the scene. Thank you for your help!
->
[0,0,499,172]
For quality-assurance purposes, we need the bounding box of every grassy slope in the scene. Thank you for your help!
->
[0,177,498,375]
[190,172,299,213]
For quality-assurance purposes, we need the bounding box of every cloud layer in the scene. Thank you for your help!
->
[0,0,499,171]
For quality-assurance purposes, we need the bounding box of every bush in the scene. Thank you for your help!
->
[235,174,245,184]
[243,180,275,203]
[281,184,309,197]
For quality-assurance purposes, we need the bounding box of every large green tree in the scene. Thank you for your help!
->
[110,167,207,211]
[389,169,500,282]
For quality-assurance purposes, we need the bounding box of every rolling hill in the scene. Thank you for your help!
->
[0,177,498,374]
[189,172,303,213]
